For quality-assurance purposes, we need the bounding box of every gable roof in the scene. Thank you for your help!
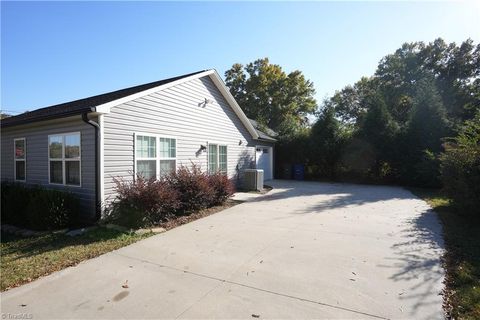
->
[1,70,206,128]
[248,119,277,142]
[1,69,266,140]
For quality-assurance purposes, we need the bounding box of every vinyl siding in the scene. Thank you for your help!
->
[1,116,96,219]
[103,76,257,205]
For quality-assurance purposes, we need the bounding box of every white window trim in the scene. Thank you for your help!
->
[207,142,228,174]
[48,132,82,187]
[14,138,26,182]
[134,133,177,179]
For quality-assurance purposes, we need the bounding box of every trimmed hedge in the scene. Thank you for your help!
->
[107,164,235,228]
[1,182,81,230]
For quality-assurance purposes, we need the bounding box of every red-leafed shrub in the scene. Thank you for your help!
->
[165,164,214,213]
[208,172,235,205]
[107,164,236,228]
[108,176,181,228]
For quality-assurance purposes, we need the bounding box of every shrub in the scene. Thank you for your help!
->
[440,112,480,217]
[107,164,235,228]
[107,176,181,228]
[208,172,235,205]
[1,182,80,230]
[165,164,214,213]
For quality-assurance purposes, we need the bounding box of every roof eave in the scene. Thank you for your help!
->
[1,108,92,128]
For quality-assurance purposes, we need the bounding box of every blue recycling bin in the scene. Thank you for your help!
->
[293,164,305,180]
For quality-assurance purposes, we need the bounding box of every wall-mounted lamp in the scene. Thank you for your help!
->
[239,140,243,145]
[199,98,214,108]
[195,144,207,158]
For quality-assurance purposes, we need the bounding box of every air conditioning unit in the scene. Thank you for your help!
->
[244,169,264,191]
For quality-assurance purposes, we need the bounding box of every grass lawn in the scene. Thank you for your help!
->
[0,228,152,291]
[410,188,480,320]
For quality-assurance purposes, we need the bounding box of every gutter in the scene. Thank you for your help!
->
[81,111,101,221]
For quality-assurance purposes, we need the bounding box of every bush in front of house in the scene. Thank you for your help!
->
[1,182,81,230]
[107,164,235,228]
[108,176,181,228]
[164,164,214,213]
[208,172,236,206]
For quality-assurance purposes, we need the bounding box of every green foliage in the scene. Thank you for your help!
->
[440,111,480,217]
[225,58,317,137]
[1,183,81,230]
[312,38,477,187]
[308,107,346,179]
[396,78,450,186]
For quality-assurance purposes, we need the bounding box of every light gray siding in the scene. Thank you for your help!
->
[103,76,257,205]
[1,116,97,219]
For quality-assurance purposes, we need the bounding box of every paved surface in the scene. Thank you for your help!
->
[1,180,445,319]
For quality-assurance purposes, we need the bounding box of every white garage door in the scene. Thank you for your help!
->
[255,146,273,181]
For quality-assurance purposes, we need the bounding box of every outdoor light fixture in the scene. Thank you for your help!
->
[199,98,214,108]
[200,144,207,151]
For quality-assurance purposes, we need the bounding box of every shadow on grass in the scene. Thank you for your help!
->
[1,228,131,260]
[409,187,480,320]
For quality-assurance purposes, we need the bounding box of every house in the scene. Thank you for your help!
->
[1,70,276,221]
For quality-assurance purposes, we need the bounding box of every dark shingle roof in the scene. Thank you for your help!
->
[248,118,277,142]
[1,70,207,127]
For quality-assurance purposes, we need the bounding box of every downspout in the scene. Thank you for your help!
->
[82,111,101,221]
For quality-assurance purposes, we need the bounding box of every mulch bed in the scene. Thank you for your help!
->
[157,199,242,231]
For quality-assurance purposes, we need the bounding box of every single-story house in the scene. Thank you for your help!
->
[1,70,276,221]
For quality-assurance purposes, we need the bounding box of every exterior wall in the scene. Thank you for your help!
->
[102,76,258,206]
[1,116,97,219]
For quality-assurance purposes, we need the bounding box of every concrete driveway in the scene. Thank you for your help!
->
[1,180,445,319]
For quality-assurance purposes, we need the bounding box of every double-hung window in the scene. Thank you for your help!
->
[208,144,227,174]
[49,133,81,186]
[159,137,176,176]
[135,134,176,179]
[14,138,26,181]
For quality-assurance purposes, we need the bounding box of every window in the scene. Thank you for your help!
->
[219,145,227,174]
[136,135,157,179]
[14,138,26,181]
[208,144,227,174]
[135,134,176,179]
[49,133,81,186]
[159,137,176,176]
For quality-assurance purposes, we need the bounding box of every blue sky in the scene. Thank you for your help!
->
[1,1,479,114]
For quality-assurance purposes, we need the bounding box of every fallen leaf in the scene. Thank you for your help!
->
[122,280,129,289]
[20,304,27,307]
[349,278,356,281]
[252,314,260,318]
[352,272,356,275]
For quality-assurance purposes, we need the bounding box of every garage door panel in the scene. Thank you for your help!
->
[256,146,272,180]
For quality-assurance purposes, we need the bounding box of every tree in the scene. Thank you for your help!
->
[309,106,346,178]
[400,78,450,186]
[225,58,317,137]
[328,77,376,124]
[355,92,399,179]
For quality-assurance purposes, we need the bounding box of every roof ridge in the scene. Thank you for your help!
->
[1,70,209,127]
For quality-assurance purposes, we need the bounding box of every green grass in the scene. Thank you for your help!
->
[0,227,151,291]
[410,188,480,320]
